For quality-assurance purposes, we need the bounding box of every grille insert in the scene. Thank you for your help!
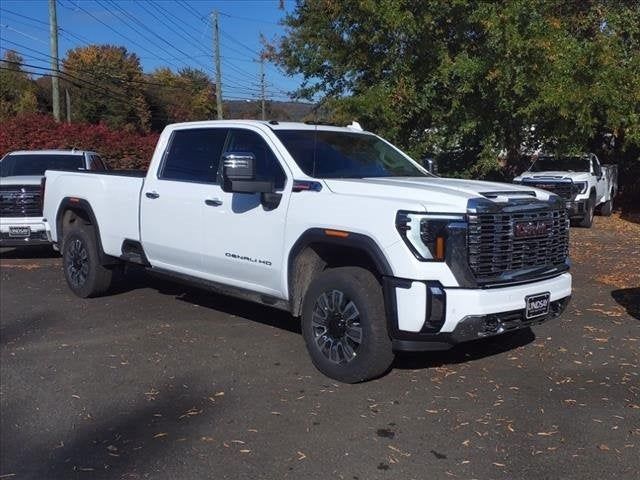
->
[468,208,569,282]
[522,180,573,199]
[0,185,43,217]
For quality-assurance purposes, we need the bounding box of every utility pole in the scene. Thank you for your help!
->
[65,88,71,123]
[260,56,266,120]
[48,0,61,122]
[212,10,223,119]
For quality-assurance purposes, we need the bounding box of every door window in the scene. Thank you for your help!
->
[161,128,227,183]
[225,129,287,189]
[592,157,602,178]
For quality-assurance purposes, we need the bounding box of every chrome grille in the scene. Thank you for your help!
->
[522,180,573,199]
[468,208,569,282]
[0,185,43,217]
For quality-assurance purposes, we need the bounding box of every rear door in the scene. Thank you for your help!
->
[140,127,227,275]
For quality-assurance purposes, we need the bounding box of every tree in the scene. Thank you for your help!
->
[144,67,216,131]
[275,1,640,179]
[0,51,38,120]
[62,45,151,132]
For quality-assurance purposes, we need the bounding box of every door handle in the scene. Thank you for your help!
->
[145,191,160,199]
[205,198,223,206]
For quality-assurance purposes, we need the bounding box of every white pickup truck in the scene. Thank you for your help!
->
[513,153,618,228]
[42,120,572,382]
[0,149,106,247]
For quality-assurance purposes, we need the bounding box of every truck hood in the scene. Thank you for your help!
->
[514,171,591,182]
[323,177,553,213]
[0,175,43,186]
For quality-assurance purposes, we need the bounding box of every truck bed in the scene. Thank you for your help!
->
[43,169,145,256]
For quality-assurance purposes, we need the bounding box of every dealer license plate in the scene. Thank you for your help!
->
[8,226,31,238]
[525,292,550,319]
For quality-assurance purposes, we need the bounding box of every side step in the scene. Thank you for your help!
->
[120,239,150,266]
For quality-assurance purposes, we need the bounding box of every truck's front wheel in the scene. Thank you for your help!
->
[62,224,113,298]
[577,197,595,228]
[301,267,394,383]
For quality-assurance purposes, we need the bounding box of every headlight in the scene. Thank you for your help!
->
[396,212,466,261]
[573,182,587,194]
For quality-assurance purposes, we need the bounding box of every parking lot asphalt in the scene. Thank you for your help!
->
[1,215,638,480]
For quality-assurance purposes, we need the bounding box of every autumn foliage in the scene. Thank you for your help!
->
[0,114,158,170]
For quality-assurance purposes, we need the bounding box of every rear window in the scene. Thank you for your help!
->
[0,154,85,177]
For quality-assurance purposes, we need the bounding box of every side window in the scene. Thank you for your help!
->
[225,129,287,190]
[161,128,227,183]
[89,155,106,171]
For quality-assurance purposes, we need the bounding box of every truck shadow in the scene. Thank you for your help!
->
[0,376,218,480]
[110,267,301,335]
[611,287,640,320]
[0,245,60,259]
[393,328,535,370]
[109,269,535,368]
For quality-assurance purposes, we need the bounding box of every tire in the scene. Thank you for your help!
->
[577,196,595,228]
[600,197,613,217]
[62,224,113,298]
[301,267,394,383]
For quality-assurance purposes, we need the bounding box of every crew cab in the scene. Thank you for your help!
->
[513,153,618,228]
[42,121,572,382]
[0,150,106,247]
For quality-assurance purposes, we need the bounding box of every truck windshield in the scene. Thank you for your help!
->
[0,154,84,177]
[274,130,429,179]
[529,156,590,172]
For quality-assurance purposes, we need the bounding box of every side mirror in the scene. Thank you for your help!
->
[221,152,272,194]
[422,157,438,175]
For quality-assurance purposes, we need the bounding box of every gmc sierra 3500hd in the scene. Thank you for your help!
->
[42,120,572,382]
[513,153,618,228]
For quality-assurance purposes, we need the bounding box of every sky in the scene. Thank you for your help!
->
[0,0,303,102]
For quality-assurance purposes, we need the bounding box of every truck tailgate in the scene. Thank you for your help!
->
[43,170,145,257]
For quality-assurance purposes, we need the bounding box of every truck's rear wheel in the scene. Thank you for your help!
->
[301,267,394,383]
[62,224,113,298]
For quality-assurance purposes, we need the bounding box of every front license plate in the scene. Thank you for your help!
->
[525,292,550,319]
[8,226,31,238]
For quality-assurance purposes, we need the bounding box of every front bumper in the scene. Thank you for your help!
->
[386,272,572,351]
[0,217,51,247]
[566,199,587,218]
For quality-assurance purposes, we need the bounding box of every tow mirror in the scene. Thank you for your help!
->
[221,152,272,194]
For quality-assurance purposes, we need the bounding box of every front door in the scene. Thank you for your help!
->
[199,127,291,297]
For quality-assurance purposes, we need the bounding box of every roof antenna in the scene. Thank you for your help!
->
[348,121,363,131]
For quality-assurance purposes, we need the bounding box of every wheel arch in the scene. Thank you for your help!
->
[287,228,393,317]
[55,198,115,265]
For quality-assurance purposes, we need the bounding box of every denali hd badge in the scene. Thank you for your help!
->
[514,220,552,238]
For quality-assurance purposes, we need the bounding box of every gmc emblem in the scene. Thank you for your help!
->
[514,220,552,238]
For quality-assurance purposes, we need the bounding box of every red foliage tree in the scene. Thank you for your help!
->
[0,114,159,170]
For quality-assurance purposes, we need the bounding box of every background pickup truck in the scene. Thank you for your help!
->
[513,153,618,228]
[42,120,572,382]
[0,149,106,247]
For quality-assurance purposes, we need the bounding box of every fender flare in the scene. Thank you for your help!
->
[286,228,394,316]
[55,198,115,265]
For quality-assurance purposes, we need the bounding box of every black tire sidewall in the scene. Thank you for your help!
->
[301,267,393,383]
[62,225,102,298]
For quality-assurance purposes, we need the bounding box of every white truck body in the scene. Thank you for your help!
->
[42,120,572,381]
[513,153,618,227]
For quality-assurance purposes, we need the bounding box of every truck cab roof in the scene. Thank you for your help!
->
[165,119,367,134]
[4,149,98,156]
